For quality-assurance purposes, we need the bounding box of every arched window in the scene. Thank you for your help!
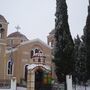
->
[31,50,34,58]
[0,28,4,39]
[35,49,39,53]
[24,65,28,81]
[31,48,39,58]
[31,48,43,59]
[8,60,13,75]
[9,39,13,46]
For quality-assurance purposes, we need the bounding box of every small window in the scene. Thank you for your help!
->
[51,40,54,47]
[31,48,42,58]
[21,40,23,42]
[0,24,2,27]
[35,49,39,53]
[38,58,41,62]
[24,65,28,81]
[31,50,34,58]
[9,39,13,46]
[0,28,4,39]
[7,60,13,75]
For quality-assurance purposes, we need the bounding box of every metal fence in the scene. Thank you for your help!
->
[0,79,11,89]
[52,83,65,90]
[52,83,90,90]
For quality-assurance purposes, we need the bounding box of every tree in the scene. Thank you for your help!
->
[73,35,87,84]
[83,0,90,80]
[53,0,74,83]
[73,35,81,84]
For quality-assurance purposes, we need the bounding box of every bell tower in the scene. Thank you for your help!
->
[0,15,8,79]
[47,29,55,48]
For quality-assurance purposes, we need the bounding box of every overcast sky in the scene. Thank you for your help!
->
[0,0,89,42]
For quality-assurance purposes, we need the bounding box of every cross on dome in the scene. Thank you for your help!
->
[15,25,21,32]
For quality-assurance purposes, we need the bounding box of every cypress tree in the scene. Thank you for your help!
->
[53,0,74,83]
[83,0,90,80]
[73,35,81,84]
[74,35,87,84]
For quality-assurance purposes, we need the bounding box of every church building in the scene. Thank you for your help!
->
[0,15,56,90]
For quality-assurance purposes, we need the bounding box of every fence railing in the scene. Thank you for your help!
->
[0,79,11,89]
[52,83,65,90]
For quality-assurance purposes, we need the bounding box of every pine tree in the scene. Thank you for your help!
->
[53,0,74,83]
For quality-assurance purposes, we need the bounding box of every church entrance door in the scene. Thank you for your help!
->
[35,68,44,90]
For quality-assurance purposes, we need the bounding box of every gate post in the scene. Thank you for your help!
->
[66,75,72,90]
[27,70,35,90]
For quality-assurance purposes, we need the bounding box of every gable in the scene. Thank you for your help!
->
[19,38,52,50]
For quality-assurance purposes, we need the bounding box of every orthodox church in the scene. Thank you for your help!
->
[0,15,56,90]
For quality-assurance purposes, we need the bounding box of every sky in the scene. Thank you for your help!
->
[0,0,89,43]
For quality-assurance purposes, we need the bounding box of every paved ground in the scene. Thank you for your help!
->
[17,87,26,90]
[73,85,90,90]
[17,85,90,90]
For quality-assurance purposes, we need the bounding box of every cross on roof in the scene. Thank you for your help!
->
[15,25,21,32]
